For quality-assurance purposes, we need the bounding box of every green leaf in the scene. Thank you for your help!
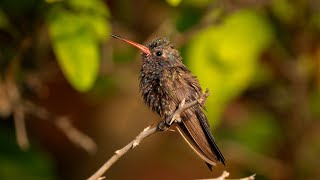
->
[166,0,182,7]
[67,0,110,41]
[186,9,274,126]
[82,13,110,41]
[68,0,109,16]
[47,2,110,91]
[0,9,9,29]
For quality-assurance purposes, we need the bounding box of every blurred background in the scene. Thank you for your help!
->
[0,0,320,179]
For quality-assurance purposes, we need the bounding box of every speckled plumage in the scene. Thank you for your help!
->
[139,38,225,169]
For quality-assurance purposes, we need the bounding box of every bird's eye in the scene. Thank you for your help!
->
[156,51,162,56]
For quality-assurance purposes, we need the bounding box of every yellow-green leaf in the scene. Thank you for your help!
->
[166,0,182,7]
[68,0,109,16]
[48,8,100,92]
[47,0,110,91]
[186,9,274,126]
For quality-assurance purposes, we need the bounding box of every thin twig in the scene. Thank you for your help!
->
[87,90,210,180]
[1,72,97,153]
[87,126,158,180]
[0,30,96,153]
[198,171,255,180]
[13,104,29,150]
[5,72,30,150]
[55,117,97,154]
[23,100,97,154]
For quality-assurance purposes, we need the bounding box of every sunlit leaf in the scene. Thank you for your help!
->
[186,9,274,126]
[47,1,110,92]
[83,13,110,41]
[68,0,110,41]
[48,9,98,91]
[68,0,109,16]
[166,0,182,7]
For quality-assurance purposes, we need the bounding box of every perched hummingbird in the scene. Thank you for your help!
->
[111,34,225,169]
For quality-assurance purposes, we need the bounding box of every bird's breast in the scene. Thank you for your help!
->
[139,68,176,117]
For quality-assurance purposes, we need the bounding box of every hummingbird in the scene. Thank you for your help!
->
[111,34,225,170]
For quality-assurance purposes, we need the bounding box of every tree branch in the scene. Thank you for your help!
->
[87,126,158,180]
[198,171,255,180]
[88,89,210,180]
[55,117,97,154]
[1,57,97,153]
[23,100,97,154]
[13,104,29,150]
[88,94,255,180]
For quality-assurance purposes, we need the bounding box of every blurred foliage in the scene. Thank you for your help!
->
[186,9,274,126]
[271,0,296,23]
[175,7,205,32]
[0,126,55,180]
[227,109,280,153]
[166,0,182,7]
[0,9,9,29]
[47,0,110,91]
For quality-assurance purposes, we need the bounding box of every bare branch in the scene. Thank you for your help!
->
[87,90,210,180]
[0,34,96,153]
[87,126,158,180]
[23,100,97,154]
[198,171,255,180]
[13,104,29,150]
[55,117,97,154]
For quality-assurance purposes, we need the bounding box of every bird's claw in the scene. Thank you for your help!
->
[165,99,185,126]
[157,121,168,131]
[179,99,186,108]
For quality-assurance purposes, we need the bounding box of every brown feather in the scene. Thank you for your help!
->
[176,120,217,166]
[118,36,226,169]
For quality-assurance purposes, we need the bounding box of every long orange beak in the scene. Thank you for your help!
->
[111,34,151,56]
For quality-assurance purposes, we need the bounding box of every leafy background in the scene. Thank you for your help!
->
[0,0,320,179]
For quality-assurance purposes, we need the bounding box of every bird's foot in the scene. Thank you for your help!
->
[158,99,186,131]
[157,120,169,131]
[165,99,185,126]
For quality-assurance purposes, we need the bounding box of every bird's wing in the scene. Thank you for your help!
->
[176,67,225,167]
[177,109,221,169]
[176,113,217,168]
[163,66,225,168]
